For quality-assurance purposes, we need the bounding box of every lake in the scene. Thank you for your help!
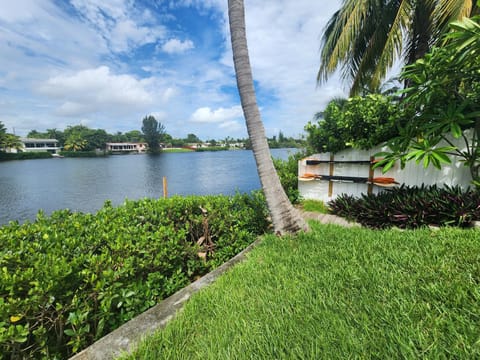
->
[0,149,296,225]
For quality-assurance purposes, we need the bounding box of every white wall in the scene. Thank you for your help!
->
[299,132,473,203]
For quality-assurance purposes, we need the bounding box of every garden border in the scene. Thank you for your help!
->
[70,238,262,360]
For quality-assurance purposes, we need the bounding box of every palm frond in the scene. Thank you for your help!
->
[369,0,412,91]
[318,0,371,84]
[433,0,474,29]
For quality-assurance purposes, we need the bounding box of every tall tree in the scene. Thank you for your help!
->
[228,0,308,234]
[0,121,6,149]
[318,0,479,95]
[141,115,165,153]
[46,128,65,146]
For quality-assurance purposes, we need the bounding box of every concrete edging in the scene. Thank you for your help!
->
[70,238,262,360]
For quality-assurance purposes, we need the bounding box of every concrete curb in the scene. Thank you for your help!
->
[70,238,262,360]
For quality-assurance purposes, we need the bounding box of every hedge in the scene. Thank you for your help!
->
[0,193,270,359]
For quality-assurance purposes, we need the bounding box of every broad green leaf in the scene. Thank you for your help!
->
[423,155,430,168]
[450,123,462,138]
[381,159,396,173]
[431,151,451,164]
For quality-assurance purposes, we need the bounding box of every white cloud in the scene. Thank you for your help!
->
[0,0,347,140]
[190,106,243,123]
[218,0,346,135]
[70,0,166,53]
[219,120,243,131]
[161,39,195,54]
[0,0,44,23]
[38,66,154,116]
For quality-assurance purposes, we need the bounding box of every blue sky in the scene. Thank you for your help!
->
[0,0,344,140]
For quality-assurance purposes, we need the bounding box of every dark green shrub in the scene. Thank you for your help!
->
[0,152,52,161]
[0,193,269,359]
[329,185,480,229]
[305,95,403,154]
[194,147,228,152]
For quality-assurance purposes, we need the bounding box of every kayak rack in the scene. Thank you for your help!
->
[300,155,399,197]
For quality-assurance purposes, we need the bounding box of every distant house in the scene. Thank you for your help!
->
[17,138,61,154]
[105,142,147,154]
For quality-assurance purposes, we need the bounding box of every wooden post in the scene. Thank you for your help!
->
[328,154,334,198]
[367,156,374,195]
[163,176,168,198]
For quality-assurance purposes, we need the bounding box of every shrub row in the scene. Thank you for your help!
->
[0,152,52,161]
[329,185,480,229]
[0,193,270,359]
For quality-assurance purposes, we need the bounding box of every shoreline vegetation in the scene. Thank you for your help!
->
[0,146,299,161]
[0,193,270,358]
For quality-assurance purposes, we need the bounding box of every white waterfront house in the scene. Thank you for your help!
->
[18,138,61,154]
[105,142,147,154]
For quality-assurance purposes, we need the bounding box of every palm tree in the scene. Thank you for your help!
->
[318,0,479,95]
[64,134,87,152]
[3,134,23,153]
[228,0,308,234]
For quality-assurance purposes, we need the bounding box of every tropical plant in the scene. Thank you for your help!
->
[46,128,65,146]
[318,0,479,95]
[2,134,23,153]
[329,185,480,228]
[228,0,308,234]
[306,94,402,153]
[375,15,480,186]
[141,115,166,153]
[64,134,87,152]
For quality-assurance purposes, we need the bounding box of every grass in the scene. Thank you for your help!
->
[300,199,330,213]
[123,223,480,359]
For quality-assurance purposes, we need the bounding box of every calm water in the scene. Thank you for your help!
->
[0,149,296,225]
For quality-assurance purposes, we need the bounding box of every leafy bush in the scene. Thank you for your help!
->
[0,152,52,161]
[0,193,269,359]
[194,147,228,152]
[305,95,403,153]
[272,151,306,204]
[329,185,480,229]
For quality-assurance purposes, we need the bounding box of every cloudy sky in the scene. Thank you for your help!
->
[0,0,345,140]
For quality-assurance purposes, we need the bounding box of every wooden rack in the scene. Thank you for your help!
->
[301,155,383,196]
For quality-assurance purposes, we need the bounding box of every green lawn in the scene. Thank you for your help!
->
[123,223,480,359]
[300,199,330,213]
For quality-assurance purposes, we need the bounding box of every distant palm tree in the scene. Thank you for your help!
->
[228,0,308,234]
[318,0,479,95]
[3,134,23,153]
[64,134,87,152]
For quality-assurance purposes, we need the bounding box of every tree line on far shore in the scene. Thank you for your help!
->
[0,115,304,154]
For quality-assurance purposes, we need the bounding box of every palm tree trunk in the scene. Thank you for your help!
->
[228,0,308,234]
